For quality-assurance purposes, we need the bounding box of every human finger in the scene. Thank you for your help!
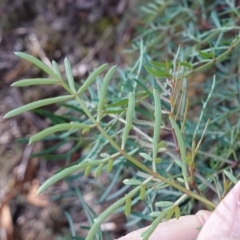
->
[197,181,240,240]
[118,210,211,240]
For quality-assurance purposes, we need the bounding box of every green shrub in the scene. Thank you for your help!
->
[5,1,240,239]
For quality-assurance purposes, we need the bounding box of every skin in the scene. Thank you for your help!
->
[118,181,240,240]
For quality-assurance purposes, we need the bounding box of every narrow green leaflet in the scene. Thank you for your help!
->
[152,88,162,171]
[179,61,193,69]
[4,95,74,118]
[29,122,89,144]
[149,211,162,218]
[37,164,85,195]
[37,159,108,195]
[223,170,238,184]
[157,141,166,149]
[145,65,170,77]
[52,60,62,79]
[64,57,76,93]
[166,207,175,221]
[11,78,59,87]
[139,185,146,200]
[150,60,166,68]
[107,159,114,172]
[94,163,104,178]
[107,98,128,108]
[77,63,108,95]
[100,153,110,158]
[121,92,135,149]
[125,197,132,217]
[155,201,173,208]
[198,51,215,59]
[97,65,117,121]
[139,152,152,161]
[84,166,92,177]
[177,177,185,183]
[169,116,188,187]
[174,158,183,168]
[15,52,59,79]
[123,179,142,185]
[174,206,181,219]
[134,119,154,126]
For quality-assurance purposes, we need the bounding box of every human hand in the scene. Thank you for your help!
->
[118,181,240,240]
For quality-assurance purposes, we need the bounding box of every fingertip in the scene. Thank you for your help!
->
[195,210,212,225]
[197,181,240,239]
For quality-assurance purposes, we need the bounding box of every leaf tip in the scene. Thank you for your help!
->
[3,113,10,119]
[36,189,41,196]
[64,57,69,63]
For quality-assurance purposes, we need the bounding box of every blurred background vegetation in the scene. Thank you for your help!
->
[1,0,240,240]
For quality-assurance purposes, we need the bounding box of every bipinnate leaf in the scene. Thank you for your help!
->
[29,122,89,144]
[77,63,108,95]
[11,78,59,87]
[4,95,74,119]
[15,52,59,79]
[64,57,76,93]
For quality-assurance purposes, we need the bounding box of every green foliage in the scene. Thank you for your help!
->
[5,1,240,239]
